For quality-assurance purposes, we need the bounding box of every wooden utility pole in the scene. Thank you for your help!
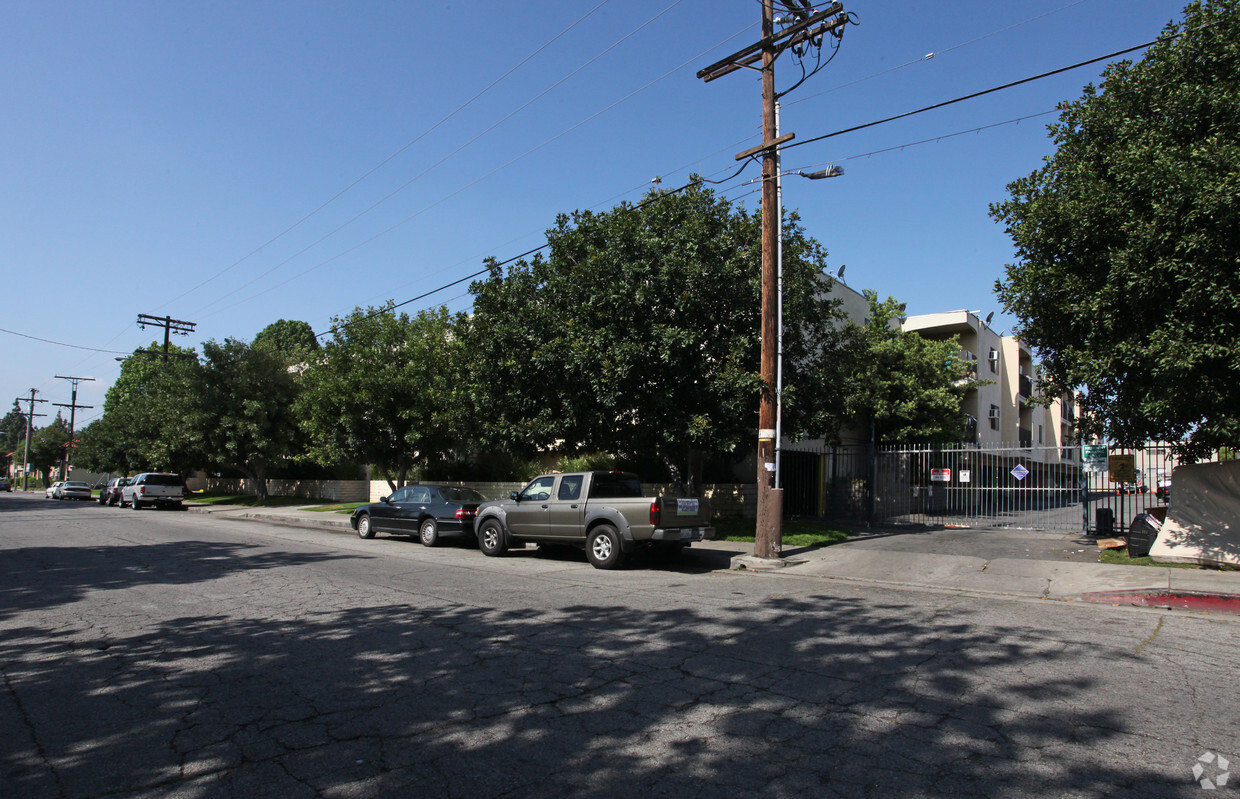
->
[53,375,95,481]
[16,389,47,491]
[697,2,849,560]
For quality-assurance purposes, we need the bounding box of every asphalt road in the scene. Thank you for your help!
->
[2,492,1237,798]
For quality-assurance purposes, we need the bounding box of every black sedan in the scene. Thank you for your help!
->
[350,484,488,546]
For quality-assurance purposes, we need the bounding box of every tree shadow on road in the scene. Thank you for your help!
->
[0,547,1220,798]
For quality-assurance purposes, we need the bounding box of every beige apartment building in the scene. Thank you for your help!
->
[900,309,1078,461]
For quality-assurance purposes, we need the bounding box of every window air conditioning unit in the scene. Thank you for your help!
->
[987,349,1000,362]
[988,408,1001,419]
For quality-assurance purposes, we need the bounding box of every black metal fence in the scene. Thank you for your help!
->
[780,441,1178,534]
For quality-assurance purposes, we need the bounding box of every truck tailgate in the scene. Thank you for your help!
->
[651,496,712,528]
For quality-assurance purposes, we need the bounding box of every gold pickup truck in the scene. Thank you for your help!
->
[474,471,714,569]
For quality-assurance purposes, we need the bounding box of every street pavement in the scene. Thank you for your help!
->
[3,492,1238,798]
[189,501,1240,610]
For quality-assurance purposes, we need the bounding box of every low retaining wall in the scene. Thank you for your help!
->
[186,477,369,503]
[187,477,756,518]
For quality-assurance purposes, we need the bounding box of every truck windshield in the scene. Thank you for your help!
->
[588,473,642,498]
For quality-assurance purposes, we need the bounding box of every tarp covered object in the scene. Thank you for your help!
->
[1150,460,1240,567]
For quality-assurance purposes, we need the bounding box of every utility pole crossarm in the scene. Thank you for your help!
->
[696,2,847,83]
[136,313,197,359]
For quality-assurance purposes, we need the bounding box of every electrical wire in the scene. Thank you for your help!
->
[782,0,1096,108]
[781,37,1162,153]
[0,327,129,355]
[154,0,617,313]
[183,1,693,319]
[198,22,757,322]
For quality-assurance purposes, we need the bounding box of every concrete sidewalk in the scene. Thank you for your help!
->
[186,502,1240,611]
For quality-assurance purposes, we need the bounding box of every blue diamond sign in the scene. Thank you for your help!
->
[1011,463,1030,481]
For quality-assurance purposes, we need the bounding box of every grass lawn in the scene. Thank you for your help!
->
[714,517,850,548]
[1098,548,1238,570]
[306,502,368,514]
[185,494,331,508]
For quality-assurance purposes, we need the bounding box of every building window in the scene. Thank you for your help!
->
[989,404,1000,430]
[1038,424,1043,444]
[988,348,999,373]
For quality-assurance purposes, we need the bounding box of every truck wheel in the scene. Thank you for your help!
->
[419,518,440,547]
[478,519,508,557]
[356,514,375,539]
[586,524,625,570]
[132,497,142,510]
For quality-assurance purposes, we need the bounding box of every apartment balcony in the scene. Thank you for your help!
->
[1018,373,1033,400]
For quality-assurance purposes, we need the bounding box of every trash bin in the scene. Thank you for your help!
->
[1095,507,1115,537]
[1127,513,1160,558]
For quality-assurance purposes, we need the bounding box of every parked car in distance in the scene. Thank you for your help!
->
[0,478,11,492]
[351,484,489,545]
[121,472,185,510]
[99,477,131,505]
[1156,476,1172,501]
[55,481,94,500]
[45,481,63,499]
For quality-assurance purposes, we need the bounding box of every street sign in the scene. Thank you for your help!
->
[1011,463,1030,481]
[1082,444,1108,473]
[1108,454,1137,483]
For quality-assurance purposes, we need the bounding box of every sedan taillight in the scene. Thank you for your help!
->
[455,508,477,520]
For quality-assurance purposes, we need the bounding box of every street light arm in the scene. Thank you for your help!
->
[798,165,844,179]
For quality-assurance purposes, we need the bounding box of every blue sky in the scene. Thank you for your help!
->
[2,0,1185,432]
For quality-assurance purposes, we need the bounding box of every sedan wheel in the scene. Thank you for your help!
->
[419,518,440,547]
[357,514,375,539]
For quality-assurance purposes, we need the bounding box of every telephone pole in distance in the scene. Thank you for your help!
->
[16,389,48,491]
[53,375,95,481]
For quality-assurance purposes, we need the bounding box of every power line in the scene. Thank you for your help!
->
[154,0,619,313]
[0,326,129,355]
[783,0,1096,108]
[782,38,1162,153]
[198,22,758,323]
[183,2,707,321]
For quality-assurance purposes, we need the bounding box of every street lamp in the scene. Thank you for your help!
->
[798,165,845,180]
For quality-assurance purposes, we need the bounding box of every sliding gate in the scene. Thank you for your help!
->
[781,441,1176,534]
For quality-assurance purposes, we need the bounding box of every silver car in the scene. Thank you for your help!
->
[56,481,94,500]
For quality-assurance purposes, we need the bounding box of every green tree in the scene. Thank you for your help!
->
[78,345,202,474]
[465,182,850,493]
[297,306,466,490]
[0,400,28,471]
[25,414,70,485]
[840,292,967,444]
[253,318,321,366]
[196,338,302,501]
[990,1,1240,459]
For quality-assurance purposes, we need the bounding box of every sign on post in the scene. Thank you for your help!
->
[1108,454,1137,483]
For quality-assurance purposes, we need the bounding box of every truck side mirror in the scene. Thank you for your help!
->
[510,491,520,502]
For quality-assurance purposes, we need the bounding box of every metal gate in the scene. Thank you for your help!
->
[780,441,1178,534]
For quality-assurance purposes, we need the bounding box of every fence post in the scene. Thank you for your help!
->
[867,423,877,527]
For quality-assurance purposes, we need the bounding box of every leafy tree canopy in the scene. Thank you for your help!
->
[78,344,202,474]
[465,181,850,493]
[297,306,466,489]
[196,338,303,500]
[991,1,1240,459]
[253,318,321,366]
[840,292,967,444]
